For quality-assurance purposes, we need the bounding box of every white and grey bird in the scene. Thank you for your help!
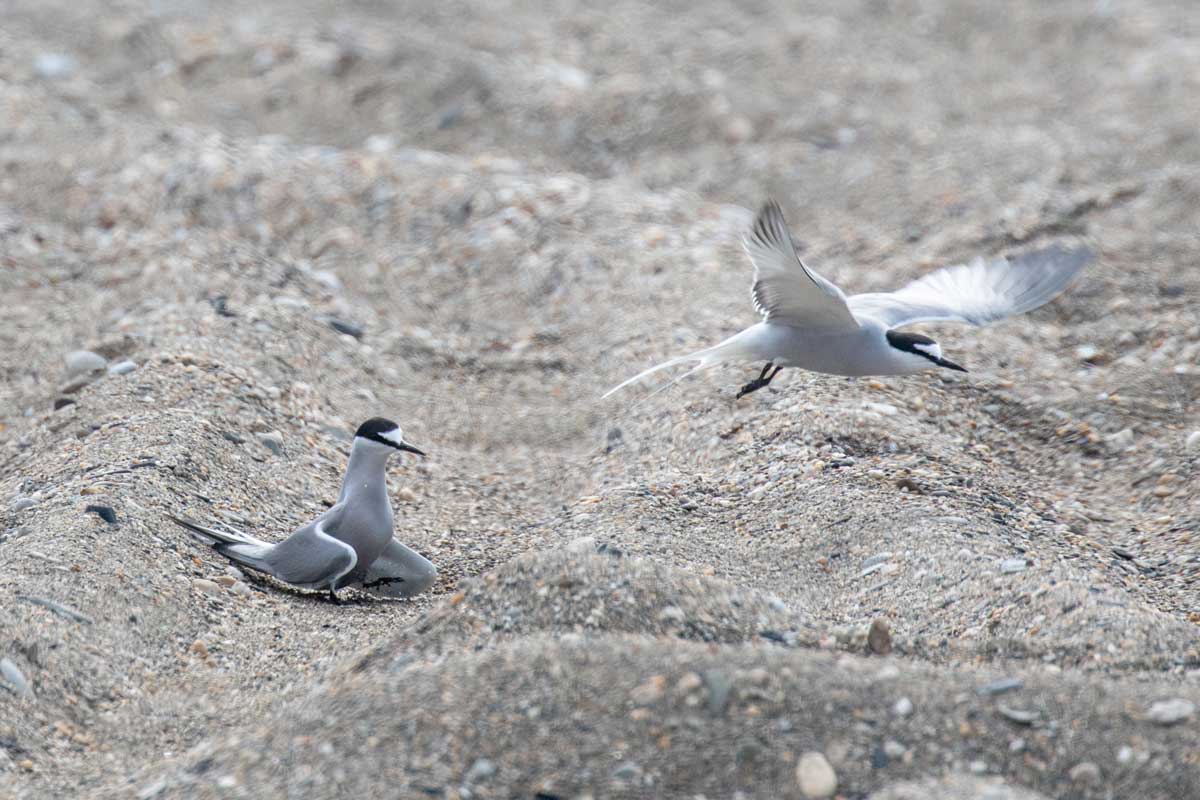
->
[605,199,1093,400]
[167,418,437,603]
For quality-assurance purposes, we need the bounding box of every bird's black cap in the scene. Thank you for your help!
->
[354,417,426,455]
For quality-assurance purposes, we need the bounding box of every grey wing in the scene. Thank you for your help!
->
[346,538,438,599]
[262,504,358,589]
[848,244,1093,329]
[743,199,858,329]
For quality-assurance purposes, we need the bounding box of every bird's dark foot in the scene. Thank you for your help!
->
[361,576,405,590]
[327,588,342,605]
[736,363,783,399]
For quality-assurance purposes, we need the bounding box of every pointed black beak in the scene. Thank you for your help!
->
[935,356,968,373]
[395,441,426,457]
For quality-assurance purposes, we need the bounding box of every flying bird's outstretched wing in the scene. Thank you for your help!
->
[743,199,858,330]
[848,244,1093,330]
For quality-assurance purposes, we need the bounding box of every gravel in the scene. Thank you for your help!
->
[2,0,1199,798]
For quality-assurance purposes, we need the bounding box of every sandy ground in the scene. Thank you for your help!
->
[1,1,1198,798]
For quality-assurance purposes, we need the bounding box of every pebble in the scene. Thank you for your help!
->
[107,360,137,376]
[322,316,365,339]
[862,402,898,416]
[85,505,118,524]
[465,758,496,783]
[189,640,209,657]
[1068,762,1102,784]
[703,669,732,715]
[59,375,94,394]
[396,487,417,502]
[257,431,285,455]
[868,618,892,655]
[979,677,1024,695]
[997,705,1038,726]
[882,740,907,759]
[999,558,1028,574]
[862,552,893,569]
[224,565,246,580]
[611,761,641,780]
[34,52,77,79]
[11,496,36,512]
[0,657,33,698]
[65,350,107,377]
[1187,431,1200,452]
[1107,428,1134,449]
[231,581,253,597]
[1145,698,1195,725]
[676,672,703,693]
[892,696,913,717]
[796,751,837,798]
[192,579,222,596]
[630,675,665,705]
[215,575,238,588]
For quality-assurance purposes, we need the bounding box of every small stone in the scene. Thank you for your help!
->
[979,677,1024,695]
[658,605,686,623]
[65,350,107,377]
[1000,558,1028,574]
[862,552,893,569]
[18,759,34,771]
[1145,698,1195,725]
[224,566,245,580]
[1069,762,1102,784]
[0,657,33,698]
[34,52,77,79]
[85,505,117,524]
[214,575,238,588]
[676,672,703,693]
[465,758,496,783]
[723,115,755,143]
[863,401,898,416]
[192,579,222,596]
[611,761,641,780]
[1107,428,1134,449]
[630,675,665,705]
[59,376,94,394]
[230,581,253,597]
[107,360,137,376]
[322,317,365,339]
[882,740,907,759]
[189,640,209,657]
[997,705,1039,726]
[257,432,284,455]
[704,669,732,715]
[892,696,913,717]
[868,618,892,655]
[11,496,36,512]
[396,487,417,502]
[796,751,837,798]
[969,760,988,774]
[1186,431,1200,452]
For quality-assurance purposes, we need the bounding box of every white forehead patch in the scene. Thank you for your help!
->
[913,342,942,359]
[379,427,405,446]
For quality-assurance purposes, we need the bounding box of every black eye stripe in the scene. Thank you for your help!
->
[886,330,938,359]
